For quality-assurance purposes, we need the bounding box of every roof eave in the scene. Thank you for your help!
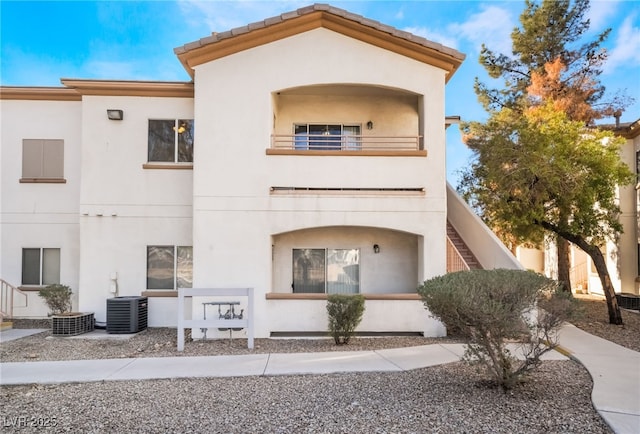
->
[60,79,194,97]
[175,9,465,83]
[0,86,82,101]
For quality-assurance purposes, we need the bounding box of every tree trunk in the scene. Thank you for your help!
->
[536,220,623,325]
[557,237,572,293]
[587,246,623,325]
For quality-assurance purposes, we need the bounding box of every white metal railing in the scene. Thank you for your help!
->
[1,279,28,321]
[569,263,589,292]
[271,134,422,151]
[447,237,470,273]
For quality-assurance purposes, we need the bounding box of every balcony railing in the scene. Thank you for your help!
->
[271,134,422,152]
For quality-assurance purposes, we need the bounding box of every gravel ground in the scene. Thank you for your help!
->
[571,296,640,352]
[2,295,634,433]
[0,361,609,433]
[0,329,457,362]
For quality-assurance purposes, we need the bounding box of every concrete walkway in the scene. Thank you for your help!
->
[1,325,638,434]
[554,323,640,434]
[0,328,48,342]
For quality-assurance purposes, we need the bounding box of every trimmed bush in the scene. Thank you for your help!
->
[327,294,365,345]
[38,284,73,315]
[418,269,575,390]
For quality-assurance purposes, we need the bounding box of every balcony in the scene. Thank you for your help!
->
[268,134,426,157]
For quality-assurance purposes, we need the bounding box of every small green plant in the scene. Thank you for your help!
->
[327,294,365,345]
[38,284,73,315]
[418,269,576,390]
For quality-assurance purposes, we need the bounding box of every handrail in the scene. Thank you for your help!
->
[271,134,422,151]
[1,279,28,321]
[569,262,589,292]
[447,237,470,273]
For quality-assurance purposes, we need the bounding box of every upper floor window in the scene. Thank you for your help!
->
[22,248,60,286]
[294,124,361,150]
[21,139,65,183]
[146,245,193,290]
[148,119,194,163]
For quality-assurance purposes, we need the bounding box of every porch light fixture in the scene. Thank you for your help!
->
[373,244,380,254]
[367,120,373,130]
[107,109,124,121]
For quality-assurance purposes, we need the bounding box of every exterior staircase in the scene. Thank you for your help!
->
[447,222,482,271]
[1,279,28,329]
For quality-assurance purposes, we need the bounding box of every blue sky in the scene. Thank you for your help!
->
[1,0,639,184]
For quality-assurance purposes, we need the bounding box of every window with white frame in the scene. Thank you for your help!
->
[294,124,360,150]
[148,119,194,163]
[22,139,64,180]
[146,246,193,290]
[292,248,359,294]
[22,248,60,286]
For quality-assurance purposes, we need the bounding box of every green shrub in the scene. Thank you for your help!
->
[418,269,575,390]
[38,284,73,315]
[327,294,365,345]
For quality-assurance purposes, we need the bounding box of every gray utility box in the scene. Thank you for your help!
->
[107,296,148,334]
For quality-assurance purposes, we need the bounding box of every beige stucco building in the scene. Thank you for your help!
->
[1,4,520,336]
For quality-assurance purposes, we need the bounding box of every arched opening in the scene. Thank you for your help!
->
[271,84,422,151]
[271,226,420,295]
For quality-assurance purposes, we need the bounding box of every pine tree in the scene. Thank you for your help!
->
[462,0,633,324]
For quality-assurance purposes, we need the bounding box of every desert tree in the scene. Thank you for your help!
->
[460,103,634,324]
[468,0,631,296]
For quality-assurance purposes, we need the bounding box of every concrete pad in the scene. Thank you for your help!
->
[107,354,270,381]
[559,323,634,356]
[558,324,640,417]
[583,354,640,415]
[0,358,136,385]
[504,343,569,361]
[599,411,640,434]
[264,351,401,376]
[375,344,462,370]
[0,329,48,343]
[440,343,467,358]
[59,329,138,340]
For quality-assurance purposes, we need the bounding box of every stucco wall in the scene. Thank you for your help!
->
[76,95,194,323]
[266,299,445,336]
[274,91,419,139]
[2,26,457,335]
[190,28,448,336]
[1,99,82,315]
[617,134,639,294]
[587,134,639,295]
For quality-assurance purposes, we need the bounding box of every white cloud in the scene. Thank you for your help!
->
[177,0,309,33]
[587,0,620,32]
[403,26,459,49]
[604,14,640,74]
[448,5,515,55]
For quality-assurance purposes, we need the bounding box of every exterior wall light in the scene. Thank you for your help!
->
[107,109,124,120]
[373,244,380,254]
[367,120,373,130]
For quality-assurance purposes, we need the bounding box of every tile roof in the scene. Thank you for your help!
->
[174,3,465,62]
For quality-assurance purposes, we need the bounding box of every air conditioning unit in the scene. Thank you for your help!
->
[107,296,148,334]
